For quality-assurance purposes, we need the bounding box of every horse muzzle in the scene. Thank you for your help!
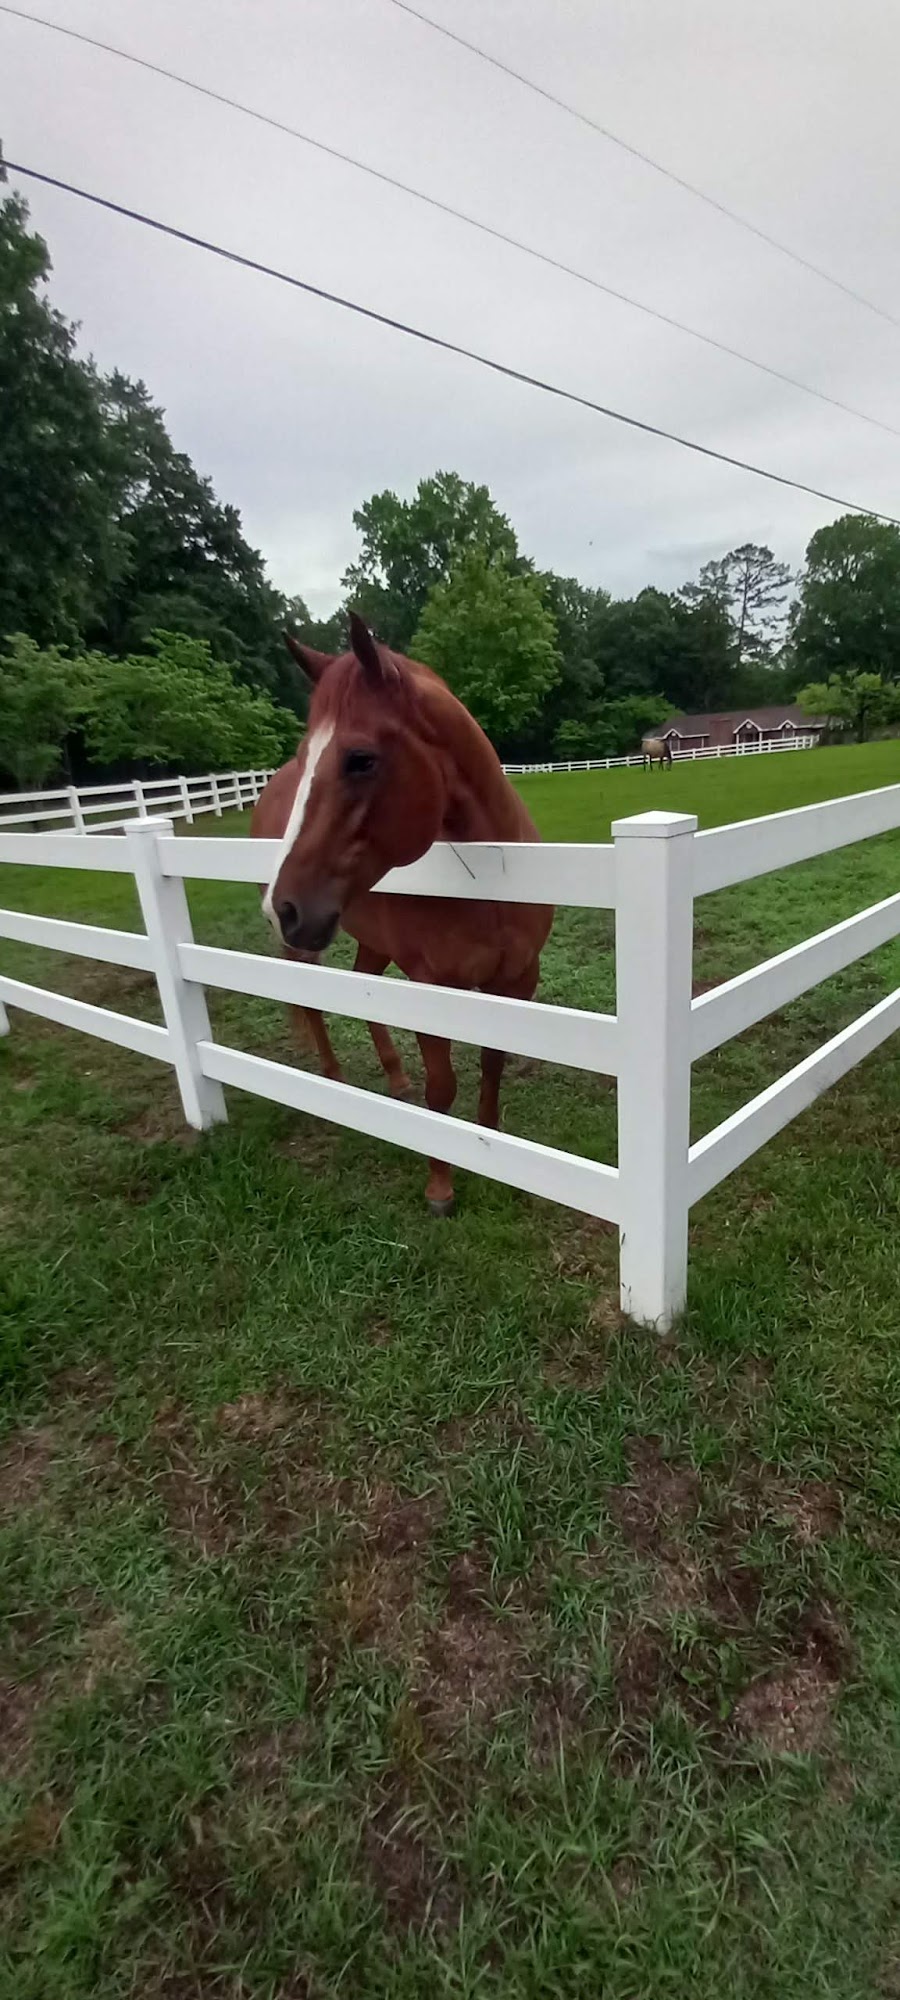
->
[274,898,340,953]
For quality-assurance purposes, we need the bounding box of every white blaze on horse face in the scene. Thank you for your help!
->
[262,723,334,927]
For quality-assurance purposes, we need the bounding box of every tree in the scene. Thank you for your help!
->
[554,693,668,760]
[0,194,119,647]
[589,589,734,711]
[681,543,793,671]
[343,471,524,651]
[94,374,293,706]
[796,671,900,743]
[411,552,559,744]
[80,633,298,772]
[0,633,83,787]
[792,515,900,684]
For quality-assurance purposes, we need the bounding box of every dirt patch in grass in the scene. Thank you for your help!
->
[0,1796,63,1876]
[415,1553,539,1735]
[732,1606,848,1755]
[66,962,156,1010]
[0,1425,59,1513]
[0,1671,51,1779]
[214,1390,307,1444]
[767,1478,843,1544]
[150,1408,248,1558]
[363,1789,462,1932]
[551,1216,617,1285]
[733,1660,835,1753]
[608,1437,700,1555]
[117,1102,199,1148]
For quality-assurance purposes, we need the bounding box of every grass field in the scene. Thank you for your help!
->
[3,742,900,1997]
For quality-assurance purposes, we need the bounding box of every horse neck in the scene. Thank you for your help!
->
[420,684,534,842]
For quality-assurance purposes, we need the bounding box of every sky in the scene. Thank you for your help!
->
[3,0,900,618]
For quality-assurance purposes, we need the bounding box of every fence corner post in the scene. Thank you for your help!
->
[125,818,227,1132]
[613,809,696,1331]
[66,786,85,835]
[0,999,9,1038]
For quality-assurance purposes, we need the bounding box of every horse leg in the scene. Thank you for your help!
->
[352,945,415,1099]
[477,959,540,1130]
[415,1032,458,1217]
[292,1006,344,1082]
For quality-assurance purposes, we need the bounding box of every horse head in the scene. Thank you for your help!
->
[264,614,448,951]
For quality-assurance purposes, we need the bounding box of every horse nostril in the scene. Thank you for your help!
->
[274,897,300,939]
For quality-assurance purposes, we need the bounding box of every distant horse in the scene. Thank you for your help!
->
[251,614,553,1215]
[642,735,673,771]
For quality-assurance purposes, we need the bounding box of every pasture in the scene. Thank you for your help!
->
[3,742,900,1998]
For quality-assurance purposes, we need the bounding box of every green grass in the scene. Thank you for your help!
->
[3,746,900,1996]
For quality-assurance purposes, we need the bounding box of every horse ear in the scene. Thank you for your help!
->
[348,611,390,685]
[283,631,335,682]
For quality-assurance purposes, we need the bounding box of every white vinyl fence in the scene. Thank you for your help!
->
[0,731,816,832]
[2,783,900,1327]
[0,769,276,834]
[502,735,817,775]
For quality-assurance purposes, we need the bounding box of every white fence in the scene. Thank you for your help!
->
[0,769,276,834]
[0,733,816,831]
[503,735,817,775]
[2,781,900,1327]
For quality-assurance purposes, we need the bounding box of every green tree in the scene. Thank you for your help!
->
[796,670,900,744]
[343,471,524,651]
[81,632,297,771]
[411,552,559,744]
[554,694,668,761]
[0,194,119,646]
[681,543,792,670]
[793,515,900,684]
[94,374,293,706]
[0,633,84,787]
[589,589,734,711]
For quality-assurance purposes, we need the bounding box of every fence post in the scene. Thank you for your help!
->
[178,776,194,825]
[210,772,222,817]
[613,810,696,1330]
[133,779,147,819]
[125,819,227,1131]
[0,1000,9,1038]
[67,786,85,835]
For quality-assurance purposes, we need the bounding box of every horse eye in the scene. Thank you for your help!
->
[343,750,379,778]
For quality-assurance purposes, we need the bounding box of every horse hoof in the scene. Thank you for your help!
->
[392,1082,416,1102]
[427,1195,456,1219]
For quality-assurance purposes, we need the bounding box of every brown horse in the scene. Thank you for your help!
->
[642,734,673,771]
[251,614,552,1214]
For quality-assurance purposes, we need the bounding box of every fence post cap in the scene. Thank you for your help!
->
[612,810,698,840]
[125,815,175,835]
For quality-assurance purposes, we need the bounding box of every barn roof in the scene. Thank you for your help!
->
[663,705,825,734]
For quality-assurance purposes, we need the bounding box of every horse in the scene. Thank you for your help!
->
[642,734,673,771]
[251,613,553,1216]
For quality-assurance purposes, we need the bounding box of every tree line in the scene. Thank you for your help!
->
[2,188,899,790]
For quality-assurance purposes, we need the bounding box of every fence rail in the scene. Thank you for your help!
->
[502,735,817,775]
[0,732,817,831]
[0,769,275,833]
[3,782,900,1327]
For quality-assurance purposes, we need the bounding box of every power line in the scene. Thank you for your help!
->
[1,4,898,441]
[385,0,900,334]
[6,157,899,530]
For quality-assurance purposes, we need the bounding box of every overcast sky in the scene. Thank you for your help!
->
[4,0,900,617]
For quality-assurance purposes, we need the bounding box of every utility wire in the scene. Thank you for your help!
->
[386,0,900,333]
[1,3,898,441]
[5,157,899,528]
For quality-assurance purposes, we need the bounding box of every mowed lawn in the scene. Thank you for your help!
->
[2,744,900,1997]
